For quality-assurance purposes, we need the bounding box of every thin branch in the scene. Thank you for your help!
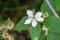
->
[45,0,60,19]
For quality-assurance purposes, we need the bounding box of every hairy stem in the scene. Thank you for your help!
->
[45,0,60,19]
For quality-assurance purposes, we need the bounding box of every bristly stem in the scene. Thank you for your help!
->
[45,0,60,19]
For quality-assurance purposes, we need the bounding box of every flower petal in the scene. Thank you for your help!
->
[24,18,32,24]
[36,17,44,22]
[32,20,37,27]
[35,12,44,22]
[35,12,42,18]
[27,10,33,17]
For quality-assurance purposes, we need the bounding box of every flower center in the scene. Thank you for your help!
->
[32,16,35,19]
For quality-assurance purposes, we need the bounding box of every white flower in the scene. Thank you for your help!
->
[24,10,44,27]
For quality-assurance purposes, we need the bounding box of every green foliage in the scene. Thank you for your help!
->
[35,0,42,4]
[39,31,47,40]
[47,32,60,40]
[0,17,3,23]
[41,0,60,40]
[2,18,10,24]
[14,16,31,31]
[41,0,55,15]
[55,0,60,16]
[41,0,60,33]
[0,0,60,40]
[44,15,60,33]
[0,31,3,40]
[55,0,60,11]
[30,23,41,40]
[0,17,10,24]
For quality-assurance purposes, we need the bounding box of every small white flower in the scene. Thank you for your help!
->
[24,9,44,27]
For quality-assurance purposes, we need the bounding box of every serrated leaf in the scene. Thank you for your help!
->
[44,15,60,33]
[14,16,31,31]
[47,32,60,40]
[30,23,41,40]
[41,0,55,15]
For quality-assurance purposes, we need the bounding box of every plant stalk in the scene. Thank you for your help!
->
[45,0,60,19]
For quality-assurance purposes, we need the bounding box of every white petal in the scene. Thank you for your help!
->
[24,18,32,24]
[35,12,43,18]
[35,12,44,22]
[32,20,37,27]
[27,10,33,17]
[36,17,44,22]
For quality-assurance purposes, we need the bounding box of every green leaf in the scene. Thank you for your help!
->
[35,0,42,4]
[0,17,10,24]
[55,0,60,16]
[3,18,10,24]
[41,0,55,15]
[55,0,60,11]
[14,16,31,31]
[30,23,41,40]
[0,31,3,39]
[0,16,3,23]
[57,10,60,16]
[47,32,60,40]
[39,31,47,40]
[44,15,60,33]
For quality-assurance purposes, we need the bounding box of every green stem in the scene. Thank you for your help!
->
[45,0,60,19]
